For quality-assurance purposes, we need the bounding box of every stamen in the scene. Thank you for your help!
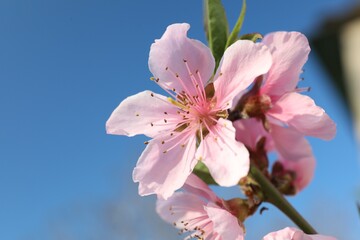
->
[150,77,178,99]
[165,66,197,103]
[160,128,194,153]
[168,97,187,109]
[294,87,311,93]
[183,60,206,102]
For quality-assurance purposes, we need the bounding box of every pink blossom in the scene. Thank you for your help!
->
[238,32,336,140]
[234,118,315,192]
[263,227,337,240]
[157,174,244,240]
[106,23,272,199]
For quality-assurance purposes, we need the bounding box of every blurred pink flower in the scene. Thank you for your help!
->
[106,23,272,199]
[239,31,336,140]
[234,118,315,192]
[157,174,244,240]
[263,227,337,240]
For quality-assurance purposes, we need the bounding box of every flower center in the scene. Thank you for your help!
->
[241,94,272,119]
[168,91,227,137]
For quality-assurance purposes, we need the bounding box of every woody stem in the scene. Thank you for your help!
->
[249,164,317,234]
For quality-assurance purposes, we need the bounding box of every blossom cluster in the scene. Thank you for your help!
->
[106,23,337,239]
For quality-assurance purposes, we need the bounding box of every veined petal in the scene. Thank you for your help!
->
[182,174,219,203]
[149,23,215,95]
[267,92,336,140]
[270,124,312,161]
[106,90,181,138]
[261,32,311,96]
[196,119,250,186]
[133,133,197,199]
[156,192,207,225]
[214,40,272,109]
[205,203,244,240]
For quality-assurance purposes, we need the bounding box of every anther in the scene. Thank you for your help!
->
[150,123,154,127]
[144,141,149,145]
[135,113,139,116]
[164,112,168,114]
[150,93,154,97]
[165,67,169,70]
[164,119,167,123]
[175,73,179,78]
[161,140,165,144]
[183,59,187,62]
[295,87,311,93]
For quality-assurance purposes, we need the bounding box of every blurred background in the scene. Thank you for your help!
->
[0,0,359,239]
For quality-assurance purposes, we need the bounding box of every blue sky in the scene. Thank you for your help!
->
[0,0,359,239]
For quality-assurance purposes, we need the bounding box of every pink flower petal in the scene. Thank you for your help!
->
[233,118,273,151]
[261,32,310,96]
[106,91,181,138]
[270,124,315,191]
[281,155,315,192]
[270,124,312,161]
[196,119,250,186]
[149,23,215,95]
[133,133,197,199]
[156,192,207,225]
[267,92,336,140]
[214,40,272,108]
[182,174,219,203]
[205,203,244,240]
[263,227,337,240]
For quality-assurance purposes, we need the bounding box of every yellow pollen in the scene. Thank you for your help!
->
[168,97,187,109]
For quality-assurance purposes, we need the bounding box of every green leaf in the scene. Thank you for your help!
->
[204,0,229,68]
[225,0,246,49]
[203,0,210,42]
[193,161,218,185]
[240,32,263,42]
